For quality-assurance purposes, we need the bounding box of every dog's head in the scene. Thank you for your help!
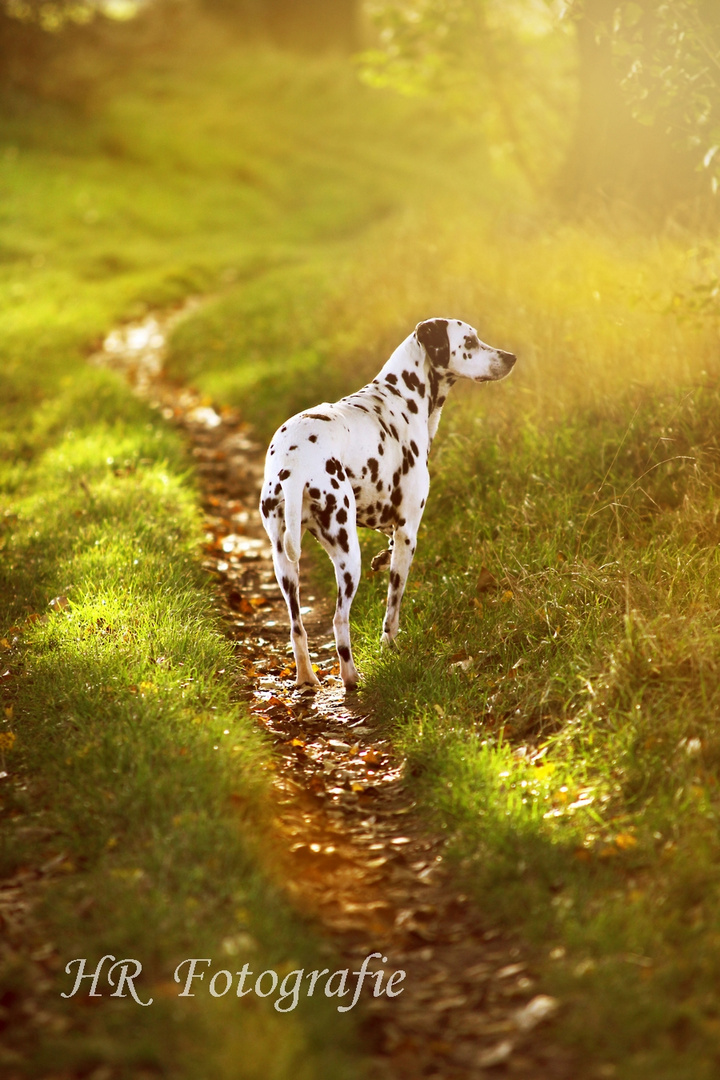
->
[415,318,516,383]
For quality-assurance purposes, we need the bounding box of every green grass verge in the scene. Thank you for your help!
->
[1,371,359,1077]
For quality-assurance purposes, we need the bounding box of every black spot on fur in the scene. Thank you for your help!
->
[309,434,318,443]
[407,399,418,414]
[336,528,349,553]
[343,571,353,598]
[306,413,332,421]
[316,493,337,532]
[386,373,397,384]
[261,497,279,517]
[338,645,351,662]
[281,576,300,621]
[308,487,321,500]
[402,369,425,396]
[337,507,348,525]
[278,468,291,481]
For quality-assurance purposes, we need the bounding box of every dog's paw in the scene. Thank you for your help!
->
[370,548,392,572]
[295,676,320,691]
[381,632,398,651]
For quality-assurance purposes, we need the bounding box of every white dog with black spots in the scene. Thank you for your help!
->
[260,318,516,691]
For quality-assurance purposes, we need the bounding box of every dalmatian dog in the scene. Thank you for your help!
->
[259,318,516,691]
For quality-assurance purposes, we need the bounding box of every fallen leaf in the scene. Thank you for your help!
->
[477,1039,514,1068]
[514,994,559,1031]
[495,962,526,980]
[477,566,499,592]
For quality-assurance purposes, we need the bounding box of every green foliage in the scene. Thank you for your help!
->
[360,0,575,189]
[1,0,97,31]
[596,0,720,190]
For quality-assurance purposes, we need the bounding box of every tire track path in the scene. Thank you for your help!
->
[94,303,576,1080]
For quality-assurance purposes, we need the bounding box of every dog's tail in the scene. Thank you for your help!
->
[281,480,303,564]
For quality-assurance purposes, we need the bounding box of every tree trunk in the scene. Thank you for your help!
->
[265,0,359,52]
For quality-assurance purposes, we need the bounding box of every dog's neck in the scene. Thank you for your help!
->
[374,333,456,444]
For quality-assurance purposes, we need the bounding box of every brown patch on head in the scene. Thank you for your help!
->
[416,319,450,368]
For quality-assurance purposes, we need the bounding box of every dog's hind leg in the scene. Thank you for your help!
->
[381,523,419,647]
[272,548,319,688]
[313,522,362,692]
[370,536,393,572]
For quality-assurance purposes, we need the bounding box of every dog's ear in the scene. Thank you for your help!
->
[415,318,450,367]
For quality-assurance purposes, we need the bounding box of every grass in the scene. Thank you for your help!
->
[4,9,720,1078]
[170,160,720,1078]
[0,367,364,1078]
[354,377,720,1078]
[0,17,480,1077]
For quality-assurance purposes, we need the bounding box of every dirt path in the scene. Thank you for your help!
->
[94,305,576,1079]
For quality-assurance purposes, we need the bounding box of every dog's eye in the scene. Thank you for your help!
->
[464,335,480,349]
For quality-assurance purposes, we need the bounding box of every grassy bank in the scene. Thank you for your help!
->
[1,371,359,1078]
[0,19,479,1076]
[171,182,720,1077]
